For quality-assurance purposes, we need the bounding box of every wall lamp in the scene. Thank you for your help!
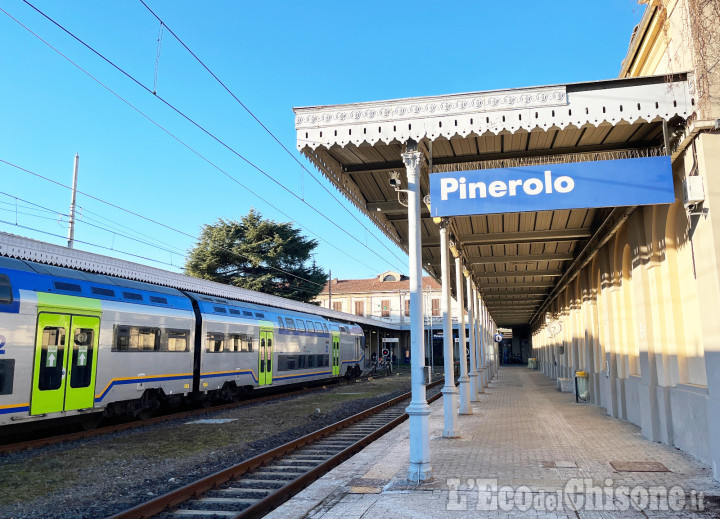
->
[423,195,442,224]
[449,240,460,258]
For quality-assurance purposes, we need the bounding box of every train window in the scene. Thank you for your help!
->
[307,355,316,368]
[227,334,241,352]
[298,355,306,369]
[254,312,265,319]
[306,321,315,332]
[54,281,82,293]
[296,321,306,332]
[285,318,296,330]
[69,327,94,388]
[206,332,225,352]
[138,328,160,351]
[323,323,329,333]
[242,334,254,352]
[0,359,15,395]
[320,354,329,367]
[39,327,65,390]
[340,326,348,332]
[277,317,285,329]
[150,296,168,305]
[113,326,160,351]
[229,309,240,315]
[0,274,12,304]
[315,322,323,332]
[91,286,115,297]
[123,292,143,301]
[243,311,253,317]
[286,355,297,370]
[114,326,131,351]
[165,330,189,352]
[214,306,227,314]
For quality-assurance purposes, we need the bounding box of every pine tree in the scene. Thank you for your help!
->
[185,210,327,303]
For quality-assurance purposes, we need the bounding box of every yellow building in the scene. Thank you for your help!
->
[532,0,720,478]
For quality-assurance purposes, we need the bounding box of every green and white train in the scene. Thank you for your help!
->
[0,255,364,427]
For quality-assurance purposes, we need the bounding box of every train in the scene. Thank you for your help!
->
[0,254,364,427]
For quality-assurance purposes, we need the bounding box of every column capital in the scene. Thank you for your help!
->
[401,150,423,171]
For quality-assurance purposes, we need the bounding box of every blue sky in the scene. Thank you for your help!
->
[0,1,646,281]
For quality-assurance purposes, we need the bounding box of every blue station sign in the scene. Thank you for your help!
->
[429,156,674,217]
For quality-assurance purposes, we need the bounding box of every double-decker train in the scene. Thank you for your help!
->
[0,255,364,427]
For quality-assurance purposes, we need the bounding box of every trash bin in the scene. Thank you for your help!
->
[528,357,537,369]
[575,371,589,402]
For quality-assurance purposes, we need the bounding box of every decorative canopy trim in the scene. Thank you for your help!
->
[295,75,694,150]
[0,232,399,330]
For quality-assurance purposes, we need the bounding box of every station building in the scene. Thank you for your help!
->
[294,0,720,481]
[313,271,466,368]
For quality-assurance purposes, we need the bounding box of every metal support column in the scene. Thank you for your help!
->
[402,144,432,483]
[475,289,485,393]
[466,274,479,401]
[440,220,458,437]
[455,256,472,414]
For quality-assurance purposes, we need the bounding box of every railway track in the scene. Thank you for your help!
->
[0,375,378,456]
[110,379,444,519]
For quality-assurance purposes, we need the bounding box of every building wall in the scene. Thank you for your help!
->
[533,0,720,479]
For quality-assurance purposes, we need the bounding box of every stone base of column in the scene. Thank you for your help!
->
[406,402,433,482]
[458,375,473,414]
[441,386,460,438]
[469,372,479,402]
[478,368,486,392]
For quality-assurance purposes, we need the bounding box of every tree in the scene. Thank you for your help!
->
[185,210,327,303]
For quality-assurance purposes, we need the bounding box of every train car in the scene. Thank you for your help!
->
[0,256,196,426]
[0,255,364,428]
[187,292,364,400]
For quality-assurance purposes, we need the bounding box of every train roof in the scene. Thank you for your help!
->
[0,232,400,330]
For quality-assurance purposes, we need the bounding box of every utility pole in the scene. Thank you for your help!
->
[67,153,79,249]
[328,270,332,309]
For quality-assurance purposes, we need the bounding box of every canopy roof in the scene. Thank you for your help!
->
[295,74,694,326]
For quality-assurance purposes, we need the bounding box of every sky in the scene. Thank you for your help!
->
[0,0,647,282]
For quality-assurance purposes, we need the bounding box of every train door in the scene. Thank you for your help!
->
[31,313,100,415]
[331,332,340,376]
[258,328,274,385]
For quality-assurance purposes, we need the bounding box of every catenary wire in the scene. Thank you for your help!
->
[137,0,407,266]
[0,218,184,270]
[2,5,393,275]
[0,173,326,287]
[0,188,327,288]
[20,0,405,272]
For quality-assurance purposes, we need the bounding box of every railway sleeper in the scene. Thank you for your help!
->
[251,470,305,479]
[256,464,311,472]
[210,488,271,497]
[168,510,239,517]
[229,479,287,489]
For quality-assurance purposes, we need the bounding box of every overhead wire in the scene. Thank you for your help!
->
[137,0,407,266]
[19,0,405,272]
[0,190,184,258]
[0,167,328,288]
[0,218,184,270]
[3,4,393,276]
[0,6,385,275]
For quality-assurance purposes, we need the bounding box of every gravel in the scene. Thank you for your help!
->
[0,375,411,519]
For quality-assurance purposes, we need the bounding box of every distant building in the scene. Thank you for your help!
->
[314,270,465,326]
[314,271,466,367]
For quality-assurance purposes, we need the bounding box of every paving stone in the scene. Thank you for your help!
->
[266,367,720,518]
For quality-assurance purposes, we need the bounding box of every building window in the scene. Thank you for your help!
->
[381,299,390,317]
[354,301,364,316]
[432,298,440,317]
[332,301,342,312]
[405,299,410,317]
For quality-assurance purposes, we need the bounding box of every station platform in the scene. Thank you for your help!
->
[266,366,720,518]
